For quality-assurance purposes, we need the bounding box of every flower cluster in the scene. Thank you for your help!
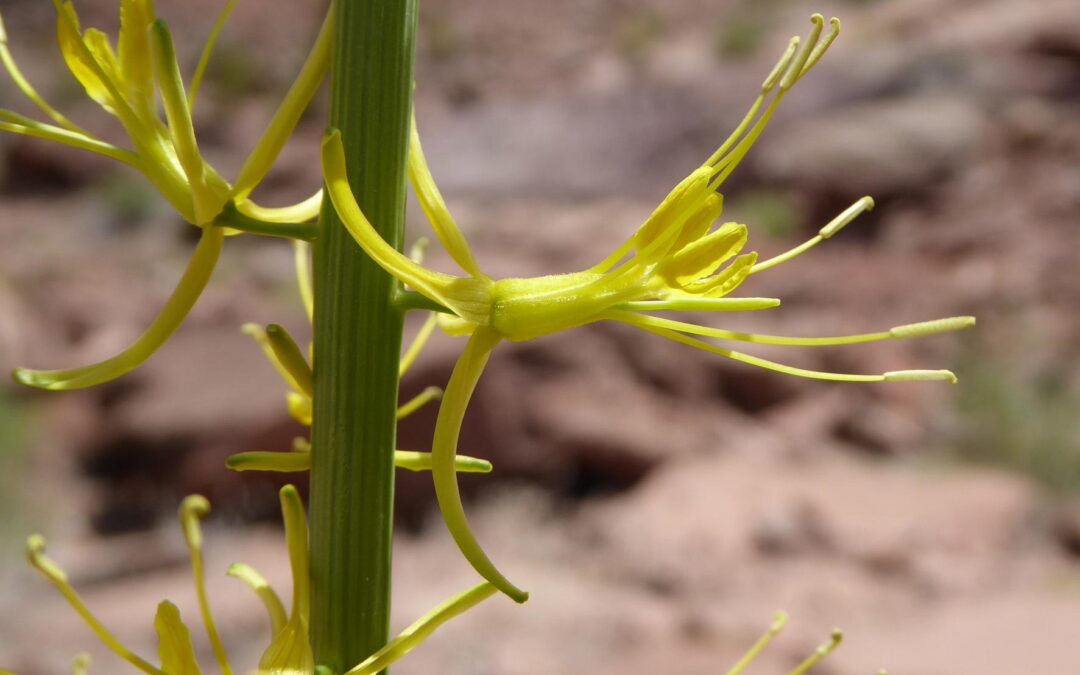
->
[321,14,975,602]
[17,487,496,675]
[2,0,327,391]
[225,239,493,478]
[4,2,967,672]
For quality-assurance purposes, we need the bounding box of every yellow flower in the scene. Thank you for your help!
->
[726,612,855,675]
[2,0,330,391]
[20,487,498,675]
[320,15,975,603]
[221,242,494,477]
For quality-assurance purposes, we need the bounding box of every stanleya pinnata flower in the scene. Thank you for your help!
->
[14,486,498,675]
[320,14,976,603]
[221,240,496,477]
[1,0,331,391]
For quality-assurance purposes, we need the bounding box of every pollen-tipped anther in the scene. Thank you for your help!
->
[889,316,976,339]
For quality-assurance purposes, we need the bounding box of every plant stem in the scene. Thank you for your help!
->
[310,0,418,671]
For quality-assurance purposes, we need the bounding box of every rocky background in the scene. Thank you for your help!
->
[1,0,1079,672]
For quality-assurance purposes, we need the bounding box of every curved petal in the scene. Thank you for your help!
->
[408,112,484,277]
[227,563,288,637]
[432,327,528,602]
[14,226,224,390]
[344,582,498,675]
[154,601,202,675]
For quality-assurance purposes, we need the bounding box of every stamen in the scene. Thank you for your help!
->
[227,563,287,636]
[725,611,788,675]
[266,323,313,397]
[0,13,85,132]
[889,316,976,339]
[398,386,443,419]
[71,653,91,675]
[400,313,439,377]
[13,226,225,390]
[188,0,240,109]
[292,437,311,453]
[153,601,201,674]
[616,297,780,312]
[789,629,843,675]
[343,582,498,675]
[750,197,874,275]
[294,240,314,322]
[178,495,233,675]
[707,15,839,191]
[630,321,951,383]
[884,369,958,384]
[433,327,528,602]
[26,535,163,675]
[394,450,494,474]
[779,15,825,91]
[761,37,800,93]
[606,311,974,347]
[798,18,841,81]
[704,37,797,169]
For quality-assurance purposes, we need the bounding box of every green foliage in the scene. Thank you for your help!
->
[0,390,35,543]
[714,10,769,60]
[951,338,1080,492]
[727,188,798,239]
[615,8,667,64]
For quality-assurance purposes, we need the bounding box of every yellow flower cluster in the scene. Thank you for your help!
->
[2,0,328,391]
[2,2,969,672]
[320,14,974,602]
[17,487,496,675]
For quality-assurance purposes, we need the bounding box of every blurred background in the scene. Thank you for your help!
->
[0,0,1078,672]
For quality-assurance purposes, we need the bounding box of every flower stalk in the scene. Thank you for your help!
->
[309,0,419,670]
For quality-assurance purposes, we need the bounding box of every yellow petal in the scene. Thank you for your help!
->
[670,192,724,253]
[13,226,224,390]
[688,251,757,298]
[154,601,202,675]
[344,582,498,675]
[632,166,713,265]
[257,486,314,675]
[321,130,492,324]
[118,0,155,108]
[409,112,484,277]
[432,327,528,602]
[53,1,116,112]
[660,221,747,287]
[227,563,288,637]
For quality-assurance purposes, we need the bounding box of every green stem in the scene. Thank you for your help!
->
[309,0,418,672]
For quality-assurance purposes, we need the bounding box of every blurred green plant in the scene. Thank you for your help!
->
[0,389,36,544]
[726,188,798,239]
[614,8,667,65]
[714,9,770,61]
[952,338,1080,492]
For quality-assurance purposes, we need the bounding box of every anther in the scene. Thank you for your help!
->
[889,316,976,339]
[884,369,958,384]
[820,196,874,239]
